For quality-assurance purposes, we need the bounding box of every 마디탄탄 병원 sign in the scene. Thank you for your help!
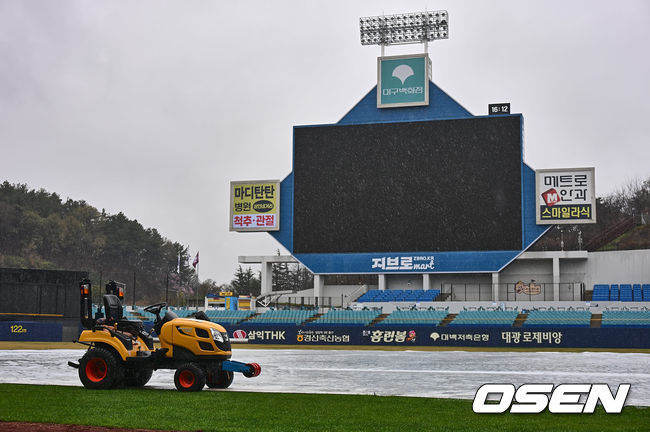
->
[230,180,280,231]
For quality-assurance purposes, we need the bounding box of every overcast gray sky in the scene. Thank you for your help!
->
[1,1,649,284]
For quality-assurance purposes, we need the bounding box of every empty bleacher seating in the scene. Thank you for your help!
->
[619,284,633,302]
[523,309,591,327]
[601,309,650,327]
[357,289,440,302]
[592,284,610,301]
[161,307,194,318]
[378,309,448,326]
[309,309,381,326]
[447,309,519,326]
[592,283,650,302]
[203,309,255,325]
[244,309,318,325]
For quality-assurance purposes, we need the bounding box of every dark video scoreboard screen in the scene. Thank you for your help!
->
[293,116,523,254]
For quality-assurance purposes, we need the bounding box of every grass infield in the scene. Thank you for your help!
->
[0,383,648,432]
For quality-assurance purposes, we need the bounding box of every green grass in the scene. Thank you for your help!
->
[0,384,648,431]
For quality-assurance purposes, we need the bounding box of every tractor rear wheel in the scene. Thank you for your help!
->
[174,363,206,392]
[206,370,234,389]
[79,347,124,390]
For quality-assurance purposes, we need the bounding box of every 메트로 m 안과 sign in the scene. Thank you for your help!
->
[536,168,596,224]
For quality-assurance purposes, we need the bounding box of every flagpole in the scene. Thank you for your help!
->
[192,251,200,309]
[196,260,199,309]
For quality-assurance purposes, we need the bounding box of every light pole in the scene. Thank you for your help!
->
[359,10,449,51]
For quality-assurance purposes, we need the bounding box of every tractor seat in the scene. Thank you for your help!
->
[102,294,144,332]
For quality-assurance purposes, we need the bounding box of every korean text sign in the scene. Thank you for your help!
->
[535,168,596,224]
[230,180,280,231]
[377,53,430,108]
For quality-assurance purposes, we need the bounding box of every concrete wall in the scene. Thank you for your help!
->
[584,250,650,287]
[247,249,650,307]
[364,249,650,302]
[386,275,423,290]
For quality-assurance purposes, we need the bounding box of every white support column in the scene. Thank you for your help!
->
[422,274,430,291]
[553,257,560,301]
[378,274,386,291]
[314,274,324,299]
[492,272,500,302]
[261,259,273,296]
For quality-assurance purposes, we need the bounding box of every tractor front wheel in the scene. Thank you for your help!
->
[79,347,124,390]
[174,363,206,392]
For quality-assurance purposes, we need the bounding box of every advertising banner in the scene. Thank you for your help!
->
[294,250,521,274]
[230,180,280,231]
[536,168,596,224]
[227,325,650,349]
[377,54,430,108]
[0,321,62,342]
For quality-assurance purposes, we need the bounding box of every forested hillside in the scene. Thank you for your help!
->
[0,181,195,304]
[531,177,650,251]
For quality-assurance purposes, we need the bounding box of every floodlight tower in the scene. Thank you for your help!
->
[360,11,449,109]
[359,10,449,55]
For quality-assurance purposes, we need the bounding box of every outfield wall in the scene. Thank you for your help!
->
[0,321,63,342]
[228,325,650,349]
[2,319,649,348]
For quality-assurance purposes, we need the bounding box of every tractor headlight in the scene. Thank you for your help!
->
[210,328,223,343]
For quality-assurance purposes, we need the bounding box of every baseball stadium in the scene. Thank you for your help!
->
[1,6,649,432]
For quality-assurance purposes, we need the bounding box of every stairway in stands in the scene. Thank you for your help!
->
[590,314,602,328]
[439,313,457,327]
[512,313,527,327]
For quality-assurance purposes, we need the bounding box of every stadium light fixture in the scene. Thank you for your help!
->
[359,10,449,47]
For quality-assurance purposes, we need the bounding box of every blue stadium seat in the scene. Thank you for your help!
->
[309,309,381,326]
[244,309,318,325]
[448,309,518,326]
[204,309,256,326]
[619,284,633,302]
[523,309,591,327]
[591,284,610,301]
[378,309,448,326]
[602,309,650,327]
[357,289,440,303]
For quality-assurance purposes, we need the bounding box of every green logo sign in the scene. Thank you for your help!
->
[378,54,430,108]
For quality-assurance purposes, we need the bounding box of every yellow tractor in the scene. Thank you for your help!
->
[68,279,260,391]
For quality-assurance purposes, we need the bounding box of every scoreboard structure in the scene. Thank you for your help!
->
[269,82,550,274]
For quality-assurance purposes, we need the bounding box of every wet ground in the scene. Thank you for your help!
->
[1,348,648,406]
